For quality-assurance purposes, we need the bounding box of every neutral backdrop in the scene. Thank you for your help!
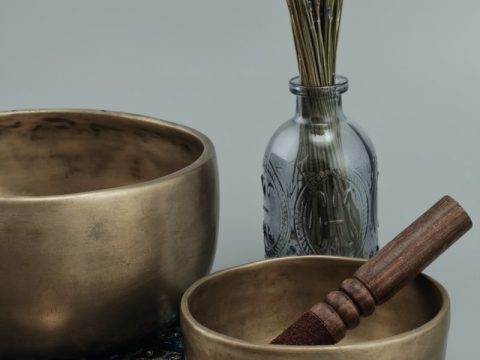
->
[0,1,478,358]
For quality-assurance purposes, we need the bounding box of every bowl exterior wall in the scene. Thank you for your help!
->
[0,111,219,358]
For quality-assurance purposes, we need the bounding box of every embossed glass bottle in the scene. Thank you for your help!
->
[262,76,378,259]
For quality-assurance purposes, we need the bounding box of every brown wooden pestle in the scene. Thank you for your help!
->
[271,196,473,346]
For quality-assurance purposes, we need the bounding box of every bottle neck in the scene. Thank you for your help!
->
[294,92,344,124]
[289,75,348,125]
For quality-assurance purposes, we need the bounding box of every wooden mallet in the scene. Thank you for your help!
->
[272,196,472,346]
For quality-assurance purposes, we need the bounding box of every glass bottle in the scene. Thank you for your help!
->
[262,76,378,259]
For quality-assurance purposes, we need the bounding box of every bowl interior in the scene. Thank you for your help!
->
[186,257,445,345]
[0,110,204,197]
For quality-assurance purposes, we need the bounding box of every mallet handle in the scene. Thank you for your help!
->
[310,196,472,344]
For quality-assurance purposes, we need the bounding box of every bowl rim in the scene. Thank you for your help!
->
[181,255,450,354]
[0,108,216,203]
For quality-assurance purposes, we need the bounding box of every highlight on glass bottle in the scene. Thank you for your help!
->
[262,76,378,259]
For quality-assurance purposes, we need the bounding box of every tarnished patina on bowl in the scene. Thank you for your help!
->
[181,256,450,360]
[0,109,218,359]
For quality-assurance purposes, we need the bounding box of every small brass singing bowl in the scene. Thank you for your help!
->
[0,109,218,359]
[181,256,450,360]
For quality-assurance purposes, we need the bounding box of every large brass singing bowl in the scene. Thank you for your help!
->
[181,256,450,360]
[0,109,218,358]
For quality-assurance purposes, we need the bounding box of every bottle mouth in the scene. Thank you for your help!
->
[289,75,349,96]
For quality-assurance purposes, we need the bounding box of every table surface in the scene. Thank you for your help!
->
[72,322,184,360]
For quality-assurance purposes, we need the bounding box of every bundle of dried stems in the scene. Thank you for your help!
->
[287,0,343,87]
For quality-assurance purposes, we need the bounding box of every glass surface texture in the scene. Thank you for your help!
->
[262,77,378,258]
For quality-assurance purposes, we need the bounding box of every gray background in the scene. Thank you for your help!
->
[0,0,478,358]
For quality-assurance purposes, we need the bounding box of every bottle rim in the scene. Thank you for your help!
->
[289,75,349,96]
